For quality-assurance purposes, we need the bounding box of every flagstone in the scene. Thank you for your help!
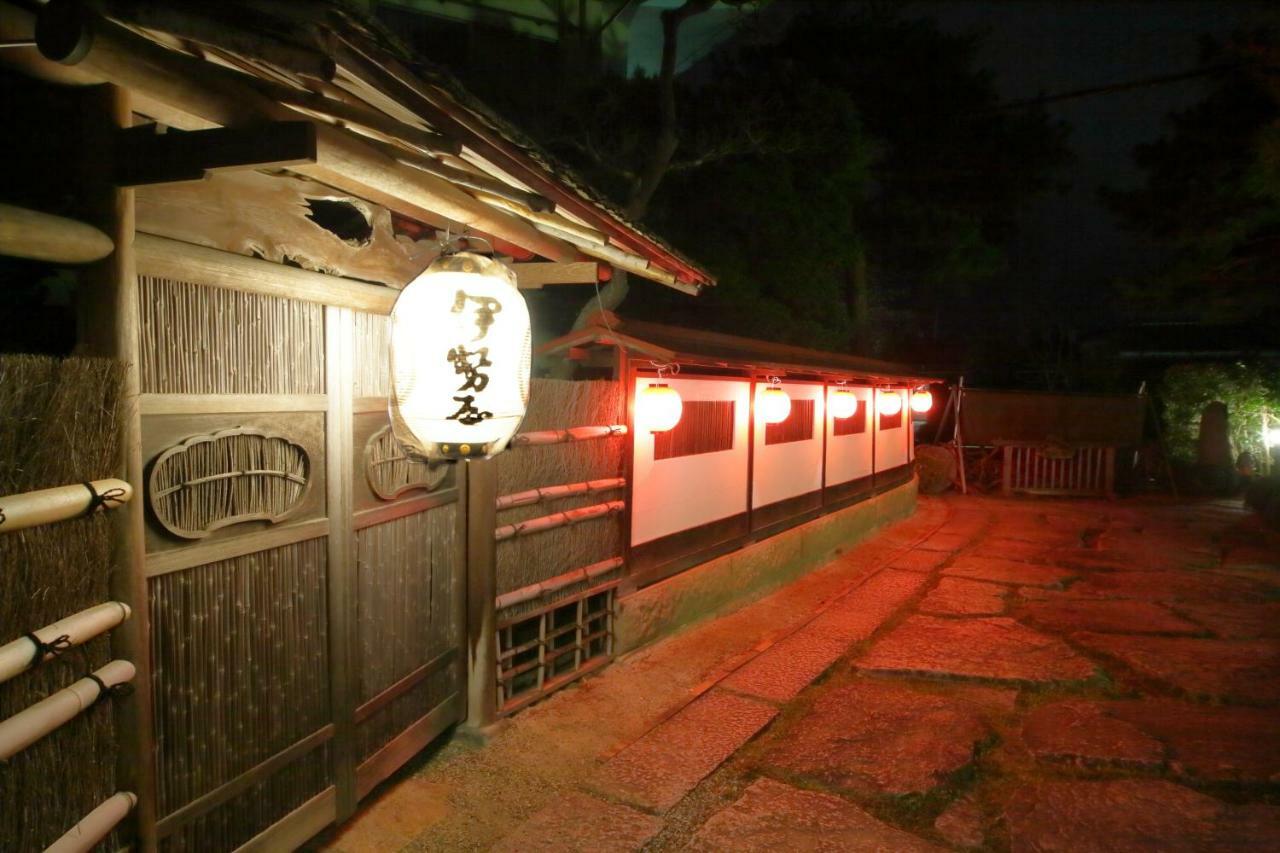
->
[945,556,1075,588]
[762,681,990,795]
[1073,633,1280,704]
[920,578,1008,616]
[1017,598,1200,635]
[687,778,943,852]
[858,616,1097,684]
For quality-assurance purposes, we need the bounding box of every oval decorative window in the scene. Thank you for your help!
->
[364,425,449,500]
[148,427,311,539]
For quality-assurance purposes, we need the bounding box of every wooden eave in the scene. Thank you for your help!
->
[0,0,713,294]
[541,320,943,386]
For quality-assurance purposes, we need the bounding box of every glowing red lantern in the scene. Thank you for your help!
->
[911,389,933,413]
[639,383,683,432]
[877,389,903,416]
[759,383,791,424]
[829,387,858,419]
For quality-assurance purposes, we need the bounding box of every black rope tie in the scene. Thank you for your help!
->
[83,672,134,708]
[24,632,72,668]
[82,481,127,516]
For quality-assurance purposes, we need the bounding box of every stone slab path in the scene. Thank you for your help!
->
[315,494,1280,852]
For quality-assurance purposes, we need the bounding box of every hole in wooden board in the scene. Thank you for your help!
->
[304,198,373,246]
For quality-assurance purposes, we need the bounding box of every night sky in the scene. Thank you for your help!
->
[912,0,1277,326]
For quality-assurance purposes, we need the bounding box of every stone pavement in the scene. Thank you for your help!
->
[316,493,1280,852]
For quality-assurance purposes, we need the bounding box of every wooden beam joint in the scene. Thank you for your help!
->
[114,121,317,186]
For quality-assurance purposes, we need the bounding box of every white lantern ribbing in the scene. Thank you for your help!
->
[759,384,792,424]
[911,389,933,413]
[829,388,858,420]
[390,252,531,460]
[639,383,683,432]
[877,389,903,416]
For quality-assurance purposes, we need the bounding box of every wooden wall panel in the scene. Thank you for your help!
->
[141,412,326,555]
[354,505,461,758]
[158,746,330,852]
[149,538,331,820]
[352,311,390,399]
[139,276,324,395]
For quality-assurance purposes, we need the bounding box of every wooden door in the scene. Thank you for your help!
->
[134,252,464,851]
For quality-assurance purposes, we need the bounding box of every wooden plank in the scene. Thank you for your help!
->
[233,787,337,853]
[325,306,358,821]
[144,518,329,577]
[75,82,159,851]
[353,647,458,724]
[0,202,113,263]
[114,121,317,186]
[353,395,389,414]
[355,693,463,801]
[352,489,458,531]
[136,233,399,314]
[139,393,327,415]
[511,261,600,289]
[136,170,438,289]
[155,725,335,839]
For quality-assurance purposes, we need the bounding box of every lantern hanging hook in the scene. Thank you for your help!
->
[649,360,680,380]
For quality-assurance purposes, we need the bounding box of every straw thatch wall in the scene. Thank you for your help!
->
[494,379,625,611]
[0,355,125,851]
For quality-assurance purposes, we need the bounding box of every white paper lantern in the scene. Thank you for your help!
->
[759,385,792,424]
[877,389,903,416]
[390,252,531,460]
[829,388,858,420]
[639,383,683,432]
[911,389,933,413]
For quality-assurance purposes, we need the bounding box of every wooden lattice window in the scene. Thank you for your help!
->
[653,400,735,460]
[833,404,868,436]
[879,409,903,430]
[497,587,615,713]
[765,399,815,445]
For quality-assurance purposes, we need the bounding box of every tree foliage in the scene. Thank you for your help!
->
[1159,361,1280,464]
[1103,31,1280,322]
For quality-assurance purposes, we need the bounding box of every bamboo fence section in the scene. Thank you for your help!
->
[0,660,135,761]
[494,500,625,542]
[494,557,624,611]
[0,602,132,685]
[46,791,137,853]
[509,425,627,447]
[0,479,132,534]
[495,478,625,511]
[138,275,325,395]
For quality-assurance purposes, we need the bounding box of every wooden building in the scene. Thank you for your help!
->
[0,1,711,850]
[0,3,936,851]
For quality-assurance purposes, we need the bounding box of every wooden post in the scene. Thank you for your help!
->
[324,306,358,820]
[461,457,498,729]
[75,83,159,852]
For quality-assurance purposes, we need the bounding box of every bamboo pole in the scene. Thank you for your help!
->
[0,660,136,761]
[494,557,623,611]
[0,602,132,685]
[0,479,132,535]
[509,425,627,447]
[0,203,114,264]
[495,478,625,511]
[493,500,625,542]
[135,233,399,314]
[45,792,138,853]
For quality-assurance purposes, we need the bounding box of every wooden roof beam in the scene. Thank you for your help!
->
[33,5,586,264]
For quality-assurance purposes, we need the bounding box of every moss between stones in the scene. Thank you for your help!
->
[615,478,918,654]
